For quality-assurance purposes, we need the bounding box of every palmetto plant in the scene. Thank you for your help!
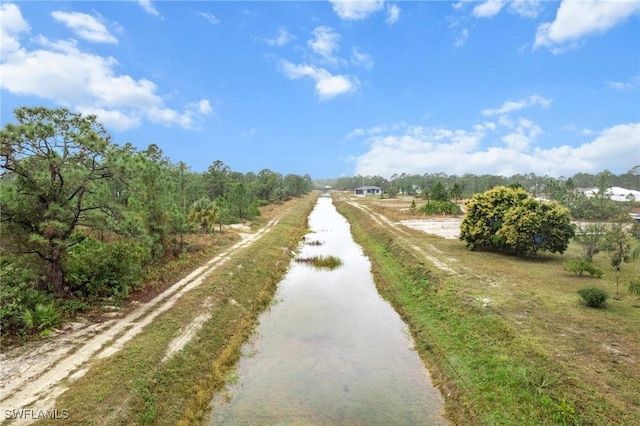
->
[21,302,60,334]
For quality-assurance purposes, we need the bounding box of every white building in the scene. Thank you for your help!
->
[354,186,382,197]
[580,186,640,202]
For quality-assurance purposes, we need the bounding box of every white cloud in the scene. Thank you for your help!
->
[455,28,469,47]
[607,81,634,90]
[473,0,504,18]
[280,60,357,100]
[456,0,540,19]
[351,47,373,69]
[51,11,117,44]
[535,0,639,51]
[329,0,385,21]
[0,3,30,54]
[76,106,141,131]
[352,122,640,178]
[508,0,542,18]
[265,27,293,46]
[196,99,213,114]
[482,95,551,117]
[196,11,220,25]
[501,118,542,151]
[452,1,470,11]
[386,4,400,24]
[308,26,341,64]
[138,0,159,17]
[536,123,640,174]
[606,75,639,90]
[0,6,210,131]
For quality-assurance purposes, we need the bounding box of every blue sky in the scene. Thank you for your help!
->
[1,1,639,179]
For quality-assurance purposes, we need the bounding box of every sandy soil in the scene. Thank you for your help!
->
[0,216,283,424]
[400,218,463,239]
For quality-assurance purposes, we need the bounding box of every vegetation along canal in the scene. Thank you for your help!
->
[210,194,448,424]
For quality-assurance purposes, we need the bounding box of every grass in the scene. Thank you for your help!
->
[334,194,640,425]
[40,192,318,425]
[295,255,343,269]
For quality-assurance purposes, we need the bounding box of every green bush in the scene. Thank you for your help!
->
[21,302,60,334]
[577,287,609,308]
[65,239,151,300]
[0,257,51,335]
[563,259,604,278]
[460,186,574,256]
[418,200,462,215]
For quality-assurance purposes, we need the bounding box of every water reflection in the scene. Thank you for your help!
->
[211,195,448,425]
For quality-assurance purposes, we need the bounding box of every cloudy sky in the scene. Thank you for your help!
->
[1,0,638,179]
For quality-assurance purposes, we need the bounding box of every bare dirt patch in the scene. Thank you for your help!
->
[400,218,463,239]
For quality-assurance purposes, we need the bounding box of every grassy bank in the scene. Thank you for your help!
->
[335,197,640,425]
[40,192,318,425]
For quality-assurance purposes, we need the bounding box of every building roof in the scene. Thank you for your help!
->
[581,186,640,202]
[355,186,382,190]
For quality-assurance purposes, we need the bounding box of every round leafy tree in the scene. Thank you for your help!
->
[460,186,575,256]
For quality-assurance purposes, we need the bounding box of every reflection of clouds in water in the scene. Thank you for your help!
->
[212,196,448,425]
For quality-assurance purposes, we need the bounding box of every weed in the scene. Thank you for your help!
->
[138,386,157,425]
[226,370,240,386]
[521,367,563,391]
[295,255,343,269]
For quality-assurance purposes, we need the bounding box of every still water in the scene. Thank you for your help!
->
[211,195,448,425]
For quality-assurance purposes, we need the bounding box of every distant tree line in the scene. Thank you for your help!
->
[318,167,639,221]
[0,107,313,335]
[319,168,640,197]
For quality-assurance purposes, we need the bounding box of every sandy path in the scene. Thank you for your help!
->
[0,216,283,424]
[346,201,459,274]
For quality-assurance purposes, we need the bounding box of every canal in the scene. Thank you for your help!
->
[210,194,448,425]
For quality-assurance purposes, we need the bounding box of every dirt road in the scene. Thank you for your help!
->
[345,200,460,274]
[0,216,284,424]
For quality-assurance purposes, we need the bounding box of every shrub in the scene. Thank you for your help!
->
[418,200,462,215]
[577,287,608,308]
[563,259,604,278]
[0,257,51,335]
[21,302,60,334]
[65,239,151,300]
[460,186,574,256]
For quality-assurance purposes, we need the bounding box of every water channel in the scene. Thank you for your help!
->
[210,195,448,425]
